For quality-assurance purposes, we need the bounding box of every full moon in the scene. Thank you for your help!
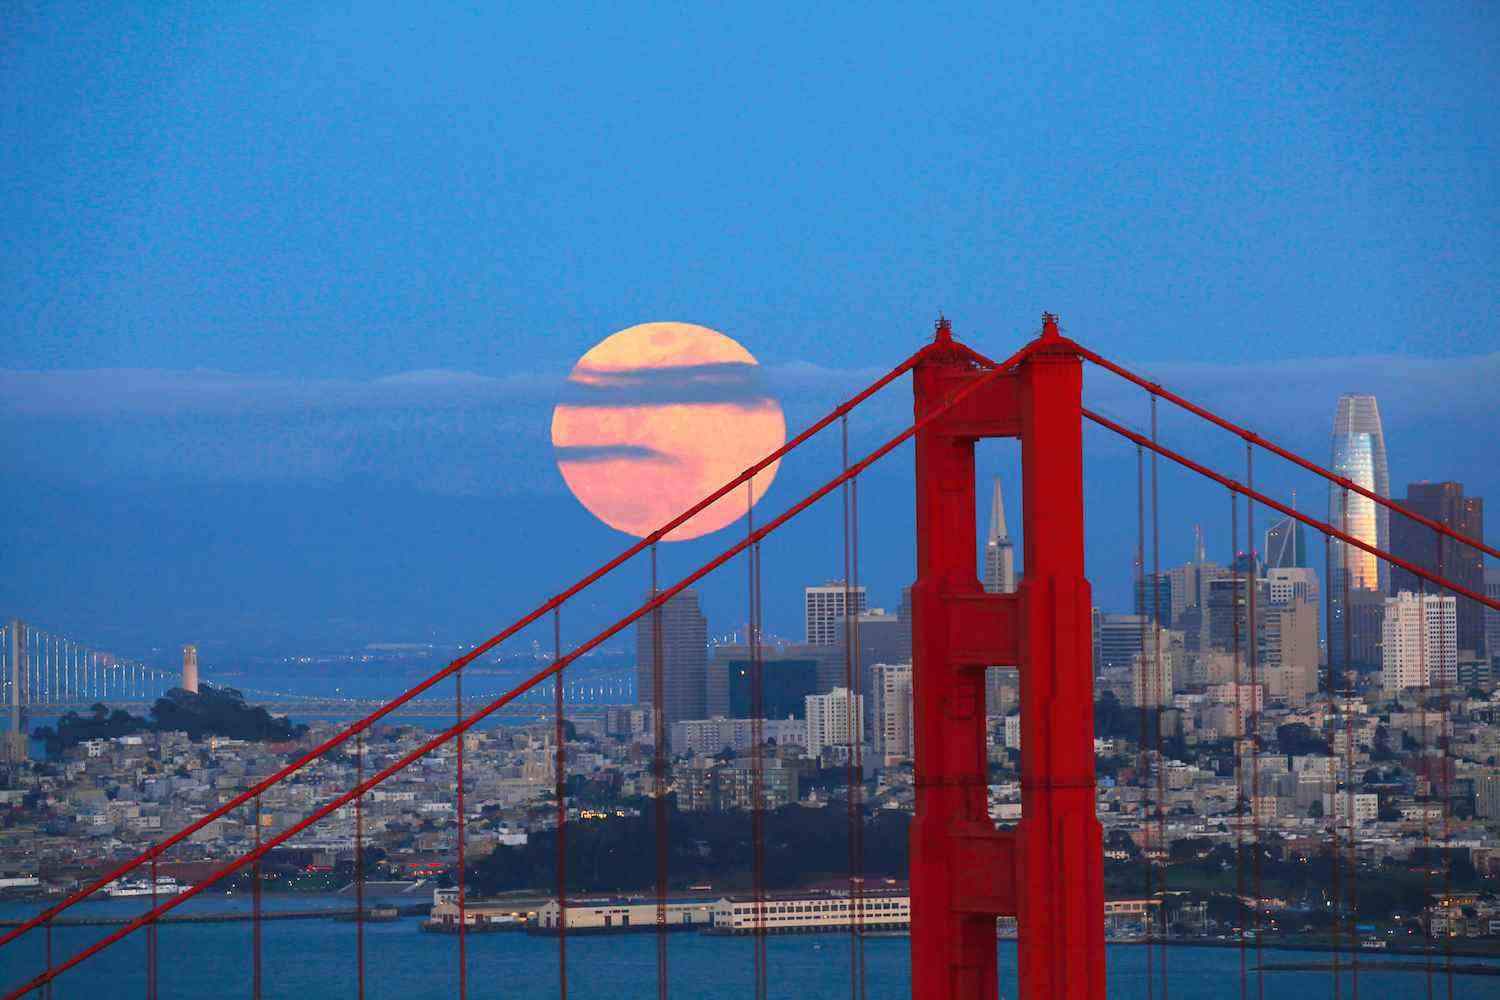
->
[551,322,786,541]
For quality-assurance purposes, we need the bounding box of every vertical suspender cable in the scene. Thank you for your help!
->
[1417,546,1433,999]
[1151,395,1168,999]
[1342,488,1359,999]
[851,475,867,1000]
[554,607,568,999]
[1135,443,1154,994]
[841,415,862,1000]
[650,542,668,1000]
[1435,525,1453,1000]
[1344,488,1356,995]
[746,482,767,1000]
[1232,492,1247,1000]
[355,729,366,1000]
[456,658,468,999]
[1246,443,1263,1000]
[148,845,158,1000]
[253,794,262,1000]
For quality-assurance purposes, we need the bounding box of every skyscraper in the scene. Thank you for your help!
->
[1263,497,1309,570]
[804,582,867,646]
[982,477,1020,723]
[1389,482,1484,655]
[1486,568,1500,662]
[636,589,708,732]
[1328,394,1390,667]
[983,476,1016,595]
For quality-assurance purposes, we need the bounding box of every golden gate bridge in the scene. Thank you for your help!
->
[3,315,1496,999]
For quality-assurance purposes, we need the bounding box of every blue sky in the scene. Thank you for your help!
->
[2,3,1497,663]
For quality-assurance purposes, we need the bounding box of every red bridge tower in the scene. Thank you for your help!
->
[909,314,1105,998]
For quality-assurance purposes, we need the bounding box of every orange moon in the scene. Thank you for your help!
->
[551,322,786,541]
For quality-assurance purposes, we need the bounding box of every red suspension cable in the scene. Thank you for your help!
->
[0,342,936,955]
[1077,348,1500,563]
[9,338,1042,1000]
[1082,410,1500,615]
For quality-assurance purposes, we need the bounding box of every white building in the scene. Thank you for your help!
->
[708,889,910,934]
[804,583,868,646]
[869,663,913,765]
[1382,592,1457,693]
[805,687,864,757]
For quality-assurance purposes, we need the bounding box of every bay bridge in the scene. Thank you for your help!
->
[0,624,634,741]
[3,315,1496,999]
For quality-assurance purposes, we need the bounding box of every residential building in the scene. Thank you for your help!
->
[869,662,913,765]
[1382,592,1457,693]
[805,582,868,646]
[805,687,864,758]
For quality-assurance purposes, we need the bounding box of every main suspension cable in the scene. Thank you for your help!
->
[0,341,938,955]
[9,337,1042,1000]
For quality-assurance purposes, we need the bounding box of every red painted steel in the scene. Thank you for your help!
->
[910,315,1105,999]
[1078,347,1500,564]
[8,340,1034,1000]
[1084,409,1500,615]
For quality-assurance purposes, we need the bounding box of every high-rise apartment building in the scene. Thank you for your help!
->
[635,589,709,732]
[1328,394,1390,667]
[870,662,913,765]
[804,582,867,646]
[805,687,864,758]
[1390,482,1485,655]
[1381,592,1457,694]
[983,476,1017,596]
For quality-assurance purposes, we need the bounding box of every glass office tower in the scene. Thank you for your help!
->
[1328,394,1390,668]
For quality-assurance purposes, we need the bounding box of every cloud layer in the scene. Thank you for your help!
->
[1,351,1495,498]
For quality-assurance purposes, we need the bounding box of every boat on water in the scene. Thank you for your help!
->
[103,876,190,898]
